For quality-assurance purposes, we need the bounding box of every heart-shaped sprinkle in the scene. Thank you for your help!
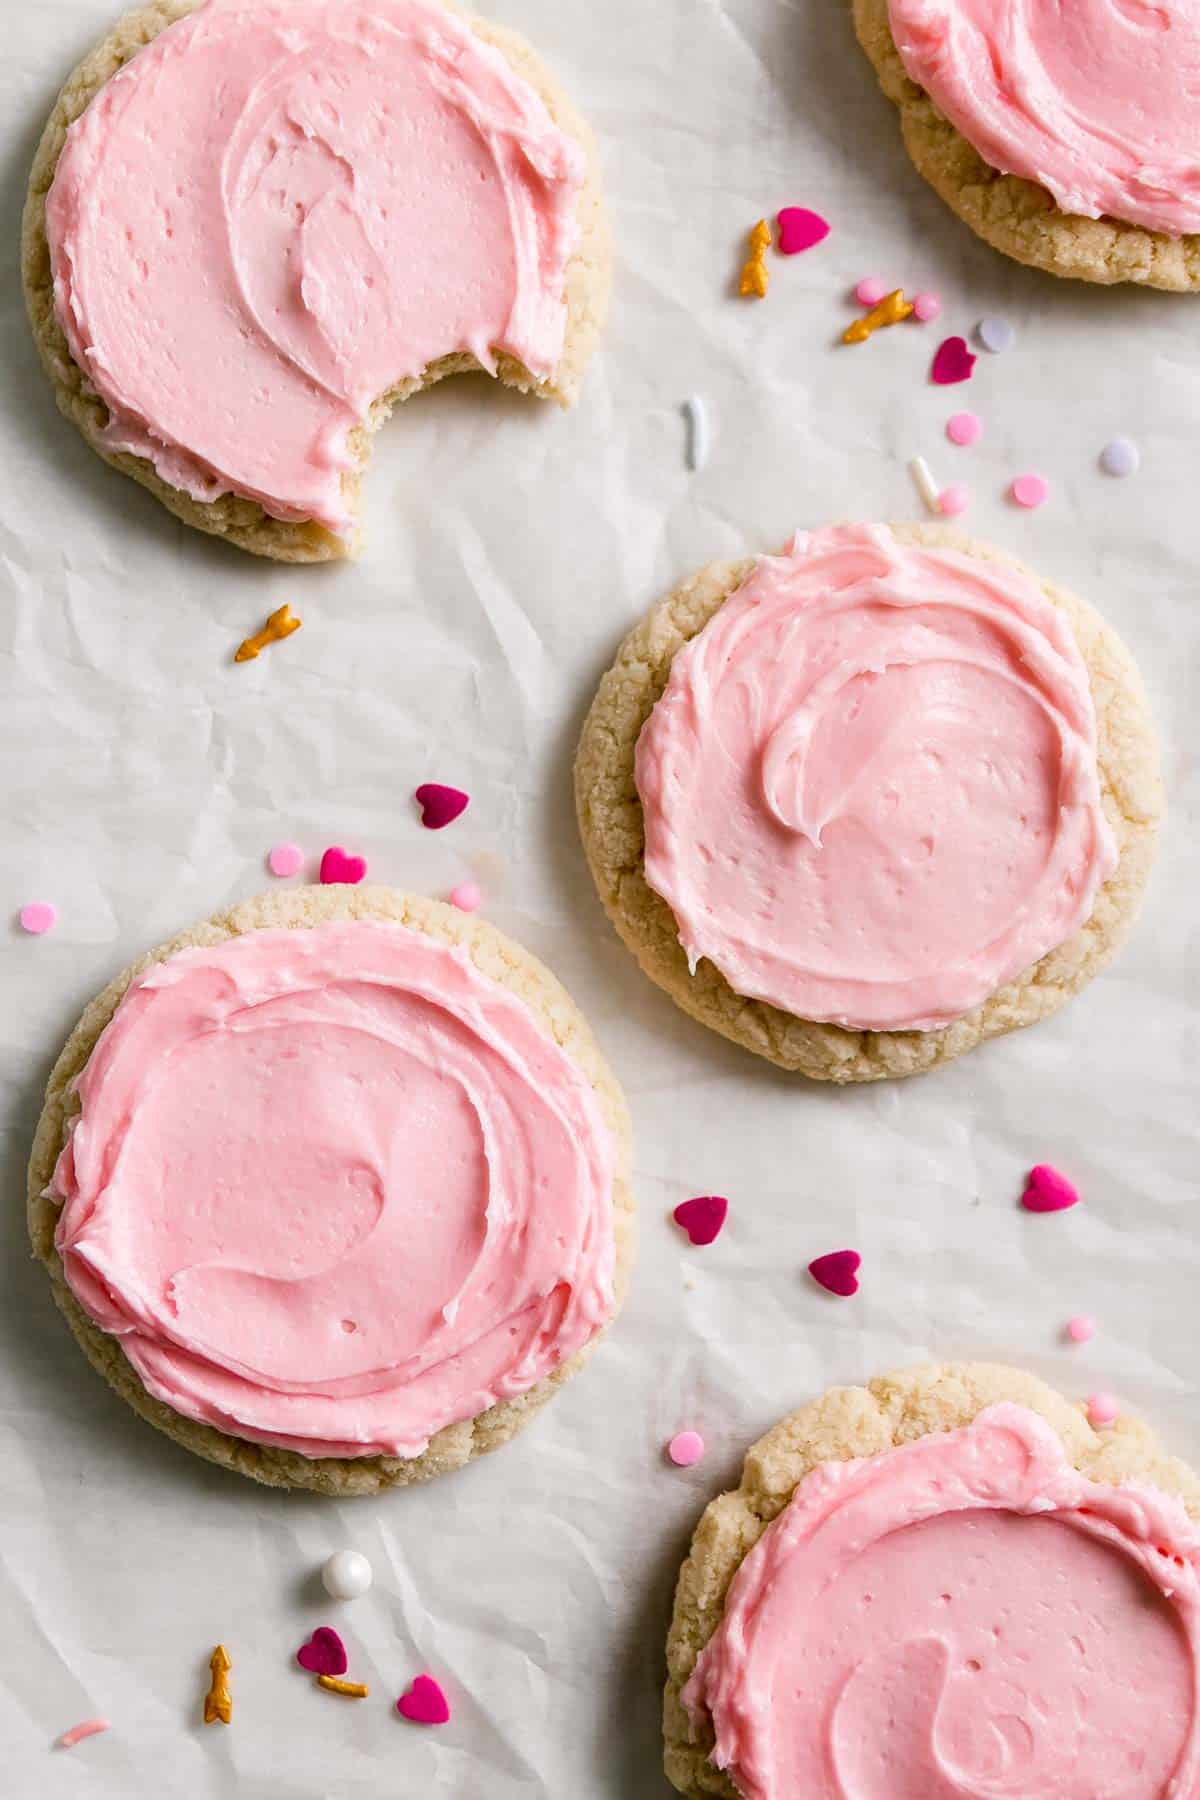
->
[319,846,367,886]
[1021,1164,1079,1213]
[296,1627,348,1677]
[808,1249,861,1297]
[397,1674,450,1726]
[930,336,976,385]
[415,783,470,830]
[776,207,830,255]
[673,1194,728,1246]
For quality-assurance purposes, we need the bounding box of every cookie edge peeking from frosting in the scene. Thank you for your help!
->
[21,0,612,562]
[26,885,634,1496]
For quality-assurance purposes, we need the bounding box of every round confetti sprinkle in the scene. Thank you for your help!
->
[1087,1392,1120,1428]
[912,291,941,322]
[321,1550,373,1601]
[977,315,1016,354]
[946,411,982,448]
[668,1430,705,1468]
[19,902,57,935]
[855,276,887,307]
[937,482,971,518]
[1066,1315,1097,1344]
[449,881,482,913]
[1011,473,1049,509]
[267,842,304,878]
[1100,437,1140,478]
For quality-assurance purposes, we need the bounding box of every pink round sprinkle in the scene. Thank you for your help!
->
[946,411,982,448]
[1087,1392,1120,1428]
[1067,1315,1097,1344]
[450,881,482,913]
[19,902,57,935]
[668,1431,705,1468]
[937,483,971,518]
[855,276,887,307]
[267,842,304,878]
[912,291,942,322]
[1011,473,1049,509]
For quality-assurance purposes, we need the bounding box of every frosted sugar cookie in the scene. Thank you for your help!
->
[27,886,633,1493]
[575,523,1161,1082]
[23,0,609,560]
[665,1363,1200,1798]
[853,0,1200,288]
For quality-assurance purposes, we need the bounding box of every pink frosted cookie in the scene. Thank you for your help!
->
[665,1363,1200,1799]
[576,521,1160,1083]
[23,0,610,561]
[27,886,632,1494]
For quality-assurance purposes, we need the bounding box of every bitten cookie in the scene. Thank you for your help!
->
[665,1363,1200,1799]
[27,885,634,1495]
[22,0,610,561]
[575,522,1161,1082]
[852,0,1200,289]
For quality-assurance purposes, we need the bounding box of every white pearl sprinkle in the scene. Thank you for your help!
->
[321,1550,373,1601]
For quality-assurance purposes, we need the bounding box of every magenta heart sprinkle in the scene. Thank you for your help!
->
[776,207,830,255]
[415,783,470,830]
[673,1195,728,1247]
[1021,1165,1080,1214]
[397,1674,450,1725]
[296,1627,348,1677]
[319,846,367,885]
[808,1249,861,1298]
[930,336,976,385]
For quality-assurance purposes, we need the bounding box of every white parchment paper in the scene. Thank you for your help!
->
[2,1,1198,1794]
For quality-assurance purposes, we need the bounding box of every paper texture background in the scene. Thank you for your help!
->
[2,1,1198,1794]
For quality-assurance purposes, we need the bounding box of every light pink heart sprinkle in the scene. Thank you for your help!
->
[19,901,57,935]
[930,336,976,385]
[397,1674,450,1726]
[776,207,830,254]
[416,783,470,830]
[808,1249,861,1297]
[319,846,367,886]
[268,842,304,878]
[668,1430,705,1467]
[1021,1165,1079,1214]
[673,1194,728,1246]
[296,1627,348,1677]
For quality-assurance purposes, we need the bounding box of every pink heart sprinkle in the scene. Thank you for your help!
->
[776,207,830,255]
[673,1194,728,1247]
[319,846,367,886]
[930,336,976,385]
[808,1249,861,1298]
[296,1627,348,1677]
[415,783,470,830]
[397,1674,450,1726]
[1021,1164,1079,1214]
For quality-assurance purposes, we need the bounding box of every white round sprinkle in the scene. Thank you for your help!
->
[1100,436,1140,478]
[976,315,1016,354]
[321,1549,373,1600]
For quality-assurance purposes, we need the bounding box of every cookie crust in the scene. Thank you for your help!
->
[27,884,634,1495]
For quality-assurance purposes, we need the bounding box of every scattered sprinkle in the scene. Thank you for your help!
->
[738,220,771,298]
[415,783,470,830]
[449,881,482,913]
[937,482,971,518]
[235,603,301,664]
[319,846,367,885]
[673,1194,728,1246]
[397,1674,451,1726]
[909,456,942,515]
[1087,1392,1120,1428]
[776,206,830,254]
[321,1550,373,1600]
[931,337,976,385]
[808,1249,861,1298]
[297,1628,348,1677]
[912,291,942,322]
[59,1720,110,1751]
[977,315,1016,354]
[1011,473,1049,509]
[946,411,982,448]
[844,288,913,344]
[19,901,57,935]
[203,1645,232,1727]
[855,276,887,307]
[1100,437,1140,478]
[1066,1315,1097,1344]
[1021,1165,1080,1214]
[682,396,710,472]
[668,1430,706,1467]
[267,842,304,879]
[318,1676,369,1699]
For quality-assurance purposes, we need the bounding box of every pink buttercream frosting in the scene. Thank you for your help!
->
[45,0,585,536]
[887,0,1200,236]
[50,920,617,1459]
[635,523,1116,1032]
[684,1404,1200,1800]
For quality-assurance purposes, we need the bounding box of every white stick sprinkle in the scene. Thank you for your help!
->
[683,396,710,472]
[909,455,942,515]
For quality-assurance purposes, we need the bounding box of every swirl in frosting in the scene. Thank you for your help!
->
[635,524,1116,1033]
[50,921,617,1459]
[887,0,1200,236]
[684,1404,1200,1800]
[45,0,586,536]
